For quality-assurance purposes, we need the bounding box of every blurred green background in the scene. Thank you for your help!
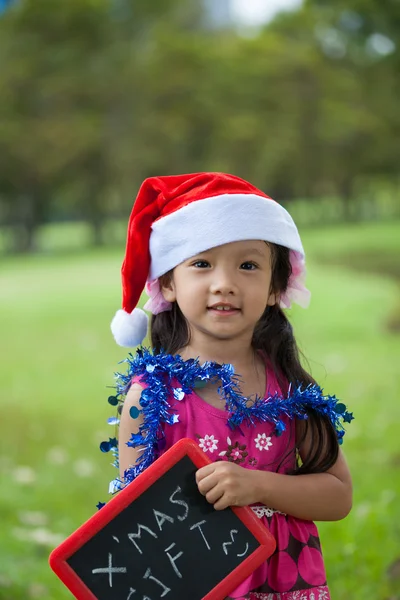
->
[0,0,399,599]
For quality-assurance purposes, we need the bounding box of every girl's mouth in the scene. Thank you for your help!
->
[208,304,240,315]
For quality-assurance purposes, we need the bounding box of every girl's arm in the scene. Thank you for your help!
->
[118,383,145,480]
[253,425,353,521]
[196,420,353,521]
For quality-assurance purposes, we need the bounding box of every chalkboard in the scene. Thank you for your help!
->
[49,438,276,600]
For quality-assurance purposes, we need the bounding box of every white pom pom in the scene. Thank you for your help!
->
[110,308,149,347]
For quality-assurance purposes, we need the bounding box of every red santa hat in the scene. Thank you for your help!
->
[111,172,309,347]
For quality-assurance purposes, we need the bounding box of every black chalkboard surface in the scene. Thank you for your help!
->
[49,438,276,600]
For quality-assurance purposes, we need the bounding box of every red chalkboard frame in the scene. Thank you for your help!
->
[49,437,276,600]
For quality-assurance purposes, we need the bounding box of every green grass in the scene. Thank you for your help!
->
[0,221,399,599]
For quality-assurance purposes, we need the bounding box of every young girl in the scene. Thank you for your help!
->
[106,172,353,600]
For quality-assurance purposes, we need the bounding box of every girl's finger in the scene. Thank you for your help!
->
[197,473,219,495]
[205,485,224,506]
[213,494,231,511]
[195,464,215,483]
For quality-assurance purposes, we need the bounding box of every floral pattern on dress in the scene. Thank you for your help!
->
[197,434,219,453]
[222,439,248,464]
[197,433,267,467]
[255,433,273,451]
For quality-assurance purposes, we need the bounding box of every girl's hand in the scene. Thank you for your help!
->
[195,461,262,510]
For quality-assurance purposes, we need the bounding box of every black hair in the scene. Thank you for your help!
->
[150,244,339,475]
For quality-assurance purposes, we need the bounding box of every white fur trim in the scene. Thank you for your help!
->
[110,308,149,347]
[149,194,303,279]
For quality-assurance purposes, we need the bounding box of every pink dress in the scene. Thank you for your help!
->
[131,364,330,600]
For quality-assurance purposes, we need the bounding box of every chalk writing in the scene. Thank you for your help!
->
[169,486,189,521]
[222,529,249,558]
[92,553,127,587]
[190,520,211,550]
[153,509,174,531]
[128,525,158,554]
[237,543,249,558]
[143,567,171,596]
[164,543,183,579]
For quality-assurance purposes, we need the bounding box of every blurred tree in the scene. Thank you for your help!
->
[0,0,398,252]
[304,0,400,210]
[0,0,112,250]
[306,0,400,54]
[0,0,206,251]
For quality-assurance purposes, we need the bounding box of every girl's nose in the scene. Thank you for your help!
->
[209,269,238,295]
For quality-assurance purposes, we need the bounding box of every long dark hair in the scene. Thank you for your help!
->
[150,244,339,475]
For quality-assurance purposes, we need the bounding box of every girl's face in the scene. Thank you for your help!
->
[161,240,276,347]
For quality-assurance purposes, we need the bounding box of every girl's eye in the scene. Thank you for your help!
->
[192,260,210,268]
[240,262,258,270]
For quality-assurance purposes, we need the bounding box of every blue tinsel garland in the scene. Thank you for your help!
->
[100,347,354,495]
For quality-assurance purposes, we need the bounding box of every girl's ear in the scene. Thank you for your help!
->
[160,276,176,303]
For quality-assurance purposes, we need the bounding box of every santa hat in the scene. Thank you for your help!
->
[111,172,310,347]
